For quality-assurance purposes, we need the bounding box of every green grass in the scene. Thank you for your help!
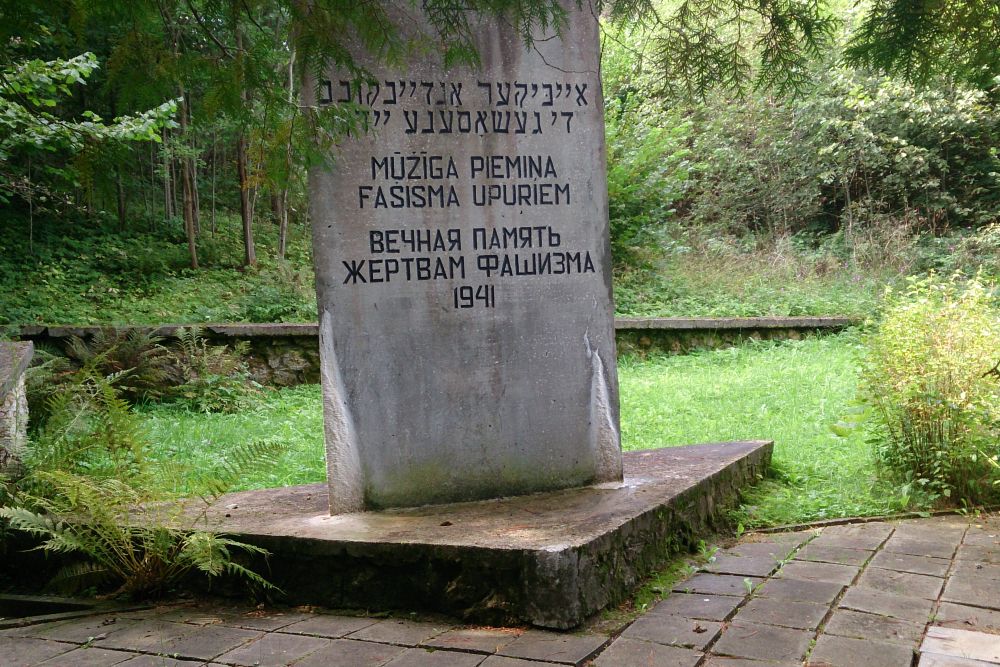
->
[138,332,906,527]
[619,333,906,527]
[140,385,326,494]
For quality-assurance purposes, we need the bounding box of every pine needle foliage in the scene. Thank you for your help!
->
[845,0,1000,91]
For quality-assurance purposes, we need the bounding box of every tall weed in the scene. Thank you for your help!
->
[860,274,1000,505]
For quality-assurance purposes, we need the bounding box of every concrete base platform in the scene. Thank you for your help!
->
[205,441,772,629]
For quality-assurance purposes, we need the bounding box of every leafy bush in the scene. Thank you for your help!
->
[606,99,693,264]
[860,274,1000,505]
[686,70,1000,242]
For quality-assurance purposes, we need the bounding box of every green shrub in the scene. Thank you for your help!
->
[860,274,1000,505]
[605,98,693,265]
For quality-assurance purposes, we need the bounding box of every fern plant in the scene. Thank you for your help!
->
[167,326,261,413]
[3,362,282,598]
[1,471,275,598]
[64,329,170,404]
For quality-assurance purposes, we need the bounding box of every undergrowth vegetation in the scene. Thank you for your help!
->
[1,330,277,598]
[2,213,316,325]
[860,274,1000,506]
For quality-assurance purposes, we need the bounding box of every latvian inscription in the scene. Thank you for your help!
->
[308,2,621,512]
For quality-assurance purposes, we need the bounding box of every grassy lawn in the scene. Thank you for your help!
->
[619,334,905,527]
[139,332,903,527]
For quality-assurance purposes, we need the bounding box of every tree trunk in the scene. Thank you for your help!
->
[162,130,174,221]
[236,25,256,267]
[185,92,201,235]
[179,90,199,269]
[211,131,217,236]
[277,47,295,260]
[237,132,256,267]
[116,169,127,231]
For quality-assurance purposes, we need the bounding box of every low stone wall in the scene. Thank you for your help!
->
[0,342,34,475]
[615,316,858,356]
[16,317,856,387]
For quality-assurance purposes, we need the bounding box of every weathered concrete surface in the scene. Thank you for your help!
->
[306,3,619,511]
[195,442,772,629]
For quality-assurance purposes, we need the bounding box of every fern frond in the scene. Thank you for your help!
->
[49,561,112,594]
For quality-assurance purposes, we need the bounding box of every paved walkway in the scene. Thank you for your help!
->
[2,513,998,666]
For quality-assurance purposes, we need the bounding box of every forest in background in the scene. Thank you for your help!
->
[1,0,998,324]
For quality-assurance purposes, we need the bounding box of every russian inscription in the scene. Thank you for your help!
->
[309,2,622,512]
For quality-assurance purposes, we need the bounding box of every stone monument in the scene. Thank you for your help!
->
[307,2,621,512]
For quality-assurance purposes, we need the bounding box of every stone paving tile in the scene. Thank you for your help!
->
[215,630,331,666]
[703,554,781,577]
[94,619,199,652]
[918,653,998,667]
[809,523,893,551]
[955,544,1000,564]
[883,536,959,559]
[921,626,1000,663]
[942,573,1000,610]
[424,627,523,654]
[116,655,195,667]
[770,529,816,544]
[934,602,1000,634]
[725,541,798,561]
[951,559,1000,581]
[755,577,844,605]
[279,613,379,638]
[153,624,262,661]
[383,647,486,666]
[592,637,702,667]
[732,597,830,630]
[621,614,721,650]
[497,629,607,665]
[220,610,315,631]
[963,524,1000,546]
[701,658,800,667]
[891,517,969,539]
[347,618,453,645]
[480,656,563,667]
[19,615,139,643]
[794,544,872,566]
[775,560,860,585]
[673,573,762,596]
[292,637,407,667]
[823,609,924,648]
[36,646,135,665]
[0,636,77,666]
[155,607,234,625]
[712,621,812,663]
[869,550,952,577]
[808,634,914,667]
[855,566,944,600]
[649,593,742,621]
[839,587,935,624]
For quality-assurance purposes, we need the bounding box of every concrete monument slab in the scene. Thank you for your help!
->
[307,2,620,510]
